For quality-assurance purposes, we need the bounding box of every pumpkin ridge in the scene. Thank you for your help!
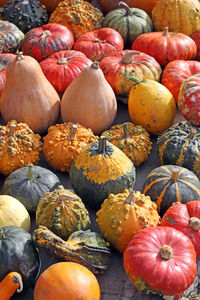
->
[156,181,171,212]
[142,177,171,194]
[174,182,181,203]
[177,179,200,196]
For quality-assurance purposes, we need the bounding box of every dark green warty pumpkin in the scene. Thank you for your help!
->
[157,121,200,176]
[0,20,24,53]
[142,165,200,216]
[69,136,136,210]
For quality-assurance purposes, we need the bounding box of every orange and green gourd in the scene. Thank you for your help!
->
[101,122,152,166]
[36,185,91,240]
[69,136,136,210]
[0,120,42,176]
[49,0,104,40]
[96,189,160,252]
[43,122,98,172]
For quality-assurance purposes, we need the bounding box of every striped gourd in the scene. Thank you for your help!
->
[157,121,200,176]
[142,165,200,216]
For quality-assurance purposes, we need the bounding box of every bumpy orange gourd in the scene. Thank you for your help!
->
[49,0,103,40]
[0,272,23,300]
[101,122,152,166]
[43,122,98,172]
[96,189,160,252]
[0,120,42,175]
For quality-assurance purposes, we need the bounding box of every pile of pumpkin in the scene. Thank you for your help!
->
[0,0,200,299]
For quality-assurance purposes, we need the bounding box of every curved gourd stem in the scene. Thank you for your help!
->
[40,30,51,39]
[118,1,132,15]
[68,124,78,141]
[159,245,173,260]
[9,123,16,137]
[98,136,107,153]
[162,27,169,36]
[91,61,99,70]
[27,163,35,180]
[16,51,24,61]
[123,123,129,139]
[121,51,141,65]
[13,273,23,293]
[124,190,136,204]
[189,217,200,231]
[57,56,75,65]
[93,38,106,43]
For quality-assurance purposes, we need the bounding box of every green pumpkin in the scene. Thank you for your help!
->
[103,1,153,48]
[69,136,136,210]
[2,164,60,214]
[157,121,200,176]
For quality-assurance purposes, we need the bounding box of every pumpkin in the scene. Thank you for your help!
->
[0,226,40,287]
[22,23,74,63]
[70,136,136,210]
[152,0,200,37]
[0,120,42,176]
[160,201,200,258]
[178,73,200,126]
[142,165,200,216]
[102,2,153,49]
[73,27,124,62]
[123,226,197,296]
[38,0,62,12]
[0,195,30,231]
[34,262,101,300]
[0,53,16,100]
[101,122,152,166]
[61,61,117,135]
[1,0,49,34]
[131,27,197,67]
[0,272,23,300]
[128,79,176,136]
[1,52,60,134]
[96,189,160,252]
[0,20,24,54]
[161,60,200,103]
[2,164,60,213]
[40,50,92,93]
[36,185,91,240]
[43,122,98,172]
[157,121,200,176]
[33,226,111,274]
[191,29,200,60]
[49,0,103,40]
[99,50,162,98]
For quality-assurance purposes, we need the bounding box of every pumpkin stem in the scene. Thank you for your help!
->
[68,124,78,141]
[27,163,34,180]
[189,217,200,231]
[40,30,51,39]
[16,51,24,61]
[91,61,99,69]
[98,136,107,154]
[121,51,140,65]
[57,56,75,65]
[118,1,132,15]
[93,38,106,43]
[12,273,23,293]
[124,190,136,203]
[159,245,173,260]
[9,122,16,137]
[123,123,129,139]
[189,126,197,137]
[171,170,179,182]
[162,27,169,36]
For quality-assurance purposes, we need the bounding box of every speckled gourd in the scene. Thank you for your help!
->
[96,189,160,252]
[36,185,91,240]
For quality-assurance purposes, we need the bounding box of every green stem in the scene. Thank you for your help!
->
[123,123,129,139]
[27,163,34,180]
[118,1,132,15]
[98,137,107,154]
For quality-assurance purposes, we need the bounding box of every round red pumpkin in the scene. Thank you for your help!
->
[40,50,92,93]
[73,27,124,61]
[22,23,74,62]
[191,29,200,61]
[131,28,197,67]
[0,53,16,100]
[123,226,197,297]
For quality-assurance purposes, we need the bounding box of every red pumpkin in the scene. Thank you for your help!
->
[73,27,124,62]
[22,23,74,62]
[99,50,162,97]
[161,60,200,103]
[40,50,92,93]
[132,27,197,67]
[178,73,200,126]
[0,53,16,99]
[191,29,200,61]
[160,201,200,258]
[123,226,197,297]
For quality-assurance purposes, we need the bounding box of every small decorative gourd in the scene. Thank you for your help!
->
[36,185,91,240]
[0,20,24,53]
[96,189,160,252]
[0,120,42,176]
[2,164,60,213]
[0,272,23,300]
[49,0,103,40]
[101,122,152,166]
[43,122,98,172]
[70,136,136,210]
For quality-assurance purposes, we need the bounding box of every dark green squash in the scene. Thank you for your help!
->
[2,164,60,213]
[102,1,153,48]
[32,226,111,274]
[1,0,49,34]
[142,165,200,216]
[0,226,40,288]
[157,121,200,176]
[0,20,24,53]
[69,136,136,210]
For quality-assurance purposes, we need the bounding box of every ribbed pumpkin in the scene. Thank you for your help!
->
[43,122,98,172]
[49,0,103,40]
[142,165,200,216]
[103,2,153,48]
[70,137,136,210]
[101,122,152,166]
[152,0,200,37]
[36,185,91,240]
[0,21,24,54]
[157,121,200,177]
[96,189,160,252]
[0,120,42,176]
